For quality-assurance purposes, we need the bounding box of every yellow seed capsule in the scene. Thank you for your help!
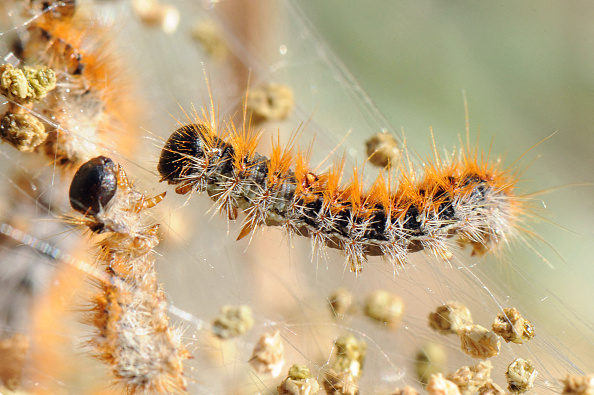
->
[1,64,28,100]
[0,64,56,103]
[191,20,229,61]
[333,334,367,378]
[24,66,57,100]
[277,364,320,395]
[561,374,594,395]
[365,131,400,168]
[364,289,404,328]
[415,343,447,385]
[247,83,295,123]
[447,361,492,395]
[458,325,500,359]
[328,287,355,319]
[429,301,473,335]
[212,304,254,339]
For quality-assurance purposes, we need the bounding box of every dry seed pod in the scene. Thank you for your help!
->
[478,380,507,395]
[0,112,47,152]
[446,361,492,395]
[22,66,57,101]
[278,364,320,395]
[191,20,229,61]
[415,343,447,385]
[333,334,367,378]
[492,308,534,344]
[131,0,180,34]
[320,334,366,395]
[458,325,500,359]
[249,330,285,377]
[429,302,473,335]
[364,289,404,328]
[562,374,594,395]
[365,131,400,168]
[212,304,254,339]
[0,64,56,103]
[426,373,461,395]
[246,83,295,123]
[0,334,29,390]
[390,386,421,395]
[322,369,359,395]
[505,358,537,393]
[328,287,355,319]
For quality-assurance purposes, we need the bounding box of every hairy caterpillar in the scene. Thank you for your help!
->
[0,3,185,391]
[0,0,139,167]
[158,114,526,273]
[69,156,190,393]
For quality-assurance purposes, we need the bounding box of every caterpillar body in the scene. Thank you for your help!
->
[158,121,524,272]
[69,156,189,393]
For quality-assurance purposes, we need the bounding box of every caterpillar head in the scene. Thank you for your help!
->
[70,156,164,234]
[158,123,225,194]
[70,156,117,217]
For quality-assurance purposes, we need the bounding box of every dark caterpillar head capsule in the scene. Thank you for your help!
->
[69,156,117,216]
[158,124,208,183]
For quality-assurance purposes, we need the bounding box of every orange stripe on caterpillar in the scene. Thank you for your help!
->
[158,120,525,273]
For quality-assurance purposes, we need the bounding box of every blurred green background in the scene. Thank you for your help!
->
[298,1,594,320]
